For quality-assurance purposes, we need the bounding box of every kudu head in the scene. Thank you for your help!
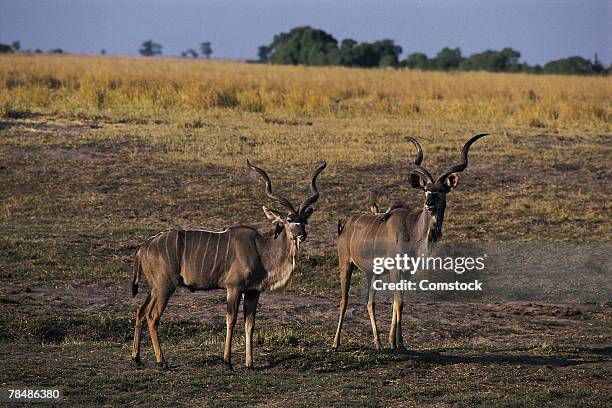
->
[247,159,327,248]
[406,134,489,234]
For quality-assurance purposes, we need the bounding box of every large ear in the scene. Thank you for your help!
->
[262,206,284,223]
[445,173,460,191]
[409,173,428,190]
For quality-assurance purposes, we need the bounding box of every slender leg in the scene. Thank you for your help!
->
[388,301,397,348]
[146,288,173,370]
[393,271,404,350]
[224,287,242,370]
[243,291,260,369]
[395,289,405,350]
[332,261,354,350]
[365,273,382,350]
[387,269,405,350]
[388,269,398,349]
[131,293,151,365]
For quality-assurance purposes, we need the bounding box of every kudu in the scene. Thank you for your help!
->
[332,134,489,350]
[130,160,326,370]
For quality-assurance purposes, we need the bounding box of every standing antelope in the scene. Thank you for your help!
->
[332,134,488,350]
[130,160,326,370]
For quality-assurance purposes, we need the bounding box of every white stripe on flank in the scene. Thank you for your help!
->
[200,233,212,275]
[164,232,171,268]
[151,236,161,288]
[181,231,187,268]
[211,233,221,273]
[223,231,231,271]
[192,231,201,273]
[372,218,384,252]
[361,216,379,255]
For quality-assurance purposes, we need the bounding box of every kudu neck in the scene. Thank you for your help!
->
[418,205,446,243]
[260,225,297,267]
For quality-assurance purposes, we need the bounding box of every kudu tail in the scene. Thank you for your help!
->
[131,246,143,297]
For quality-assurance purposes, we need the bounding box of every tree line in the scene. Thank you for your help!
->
[3,29,607,76]
[0,40,212,59]
[0,41,63,54]
[139,40,212,59]
[257,26,609,75]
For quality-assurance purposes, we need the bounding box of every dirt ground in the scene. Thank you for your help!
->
[1,281,610,406]
[1,116,611,406]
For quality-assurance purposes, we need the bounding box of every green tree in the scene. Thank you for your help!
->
[297,28,337,65]
[200,42,212,59]
[336,39,357,66]
[403,52,430,69]
[0,43,13,53]
[266,30,296,64]
[257,46,270,62]
[182,49,198,58]
[139,40,162,57]
[460,49,514,72]
[433,47,463,70]
[349,42,380,67]
[372,39,402,67]
[338,39,401,68]
[265,26,338,65]
[500,48,521,66]
[260,28,401,68]
[592,53,605,74]
[11,41,20,52]
[543,56,598,75]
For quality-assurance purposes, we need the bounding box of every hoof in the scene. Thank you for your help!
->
[224,361,233,371]
[132,355,144,368]
[158,361,170,371]
[245,364,255,370]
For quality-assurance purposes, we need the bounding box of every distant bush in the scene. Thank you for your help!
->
[139,40,162,57]
[459,48,521,72]
[543,56,605,75]
[0,41,67,55]
[403,52,430,70]
[0,43,13,53]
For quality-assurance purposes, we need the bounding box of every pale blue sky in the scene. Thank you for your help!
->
[0,0,610,65]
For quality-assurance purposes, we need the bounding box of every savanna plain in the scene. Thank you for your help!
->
[0,55,611,406]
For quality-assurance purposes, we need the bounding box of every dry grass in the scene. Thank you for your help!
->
[1,54,610,130]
